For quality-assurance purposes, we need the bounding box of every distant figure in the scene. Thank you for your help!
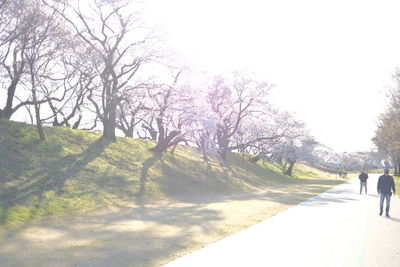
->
[377,169,396,217]
[359,171,368,194]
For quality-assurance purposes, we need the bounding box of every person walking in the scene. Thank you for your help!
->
[377,168,396,217]
[359,171,368,194]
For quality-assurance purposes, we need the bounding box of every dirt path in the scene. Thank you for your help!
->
[0,178,343,267]
[165,174,400,267]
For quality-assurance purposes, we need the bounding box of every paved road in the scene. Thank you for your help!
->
[164,174,400,267]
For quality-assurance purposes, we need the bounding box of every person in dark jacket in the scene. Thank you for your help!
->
[359,171,368,194]
[377,168,396,217]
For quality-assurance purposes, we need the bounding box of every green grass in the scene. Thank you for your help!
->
[394,176,400,197]
[0,119,339,228]
[368,168,386,173]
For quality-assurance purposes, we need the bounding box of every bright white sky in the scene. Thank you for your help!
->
[146,0,400,153]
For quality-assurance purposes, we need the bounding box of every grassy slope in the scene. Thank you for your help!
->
[0,119,339,228]
[393,176,400,197]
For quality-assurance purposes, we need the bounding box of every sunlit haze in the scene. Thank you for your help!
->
[146,0,400,152]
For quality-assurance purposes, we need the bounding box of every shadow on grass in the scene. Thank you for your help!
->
[0,121,63,184]
[154,153,248,203]
[0,203,224,267]
[307,163,338,174]
[151,151,348,206]
[226,154,290,180]
[292,167,317,178]
[136,152,163,205]
[0,180,358,266]
[0,138,111,214]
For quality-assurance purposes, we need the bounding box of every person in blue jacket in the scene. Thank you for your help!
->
[377,169,396,217]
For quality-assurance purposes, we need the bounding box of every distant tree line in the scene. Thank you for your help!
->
[0,0,345,175]
[373,69,400,176]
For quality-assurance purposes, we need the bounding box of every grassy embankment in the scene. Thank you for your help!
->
[368,169,385,173]
[0,119,348,228]
[393,175,400,197]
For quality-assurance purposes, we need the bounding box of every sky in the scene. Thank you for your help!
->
[146,0,400,152]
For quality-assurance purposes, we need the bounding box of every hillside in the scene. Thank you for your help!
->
[0,119,342,228]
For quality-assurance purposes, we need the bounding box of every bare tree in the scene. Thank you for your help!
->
[372,69,400,176]
[192,116,220,161]
[373,109,400,176]
[272,134,318,176]
[139,70,198,152]
[47,0,155,141]
[116,83,149,137]
[0,0,31,120]
[206,72,275,160]
[20,1,69,140]
[244,111,303,163]
[0,0,68,127]
[46,41,98,130]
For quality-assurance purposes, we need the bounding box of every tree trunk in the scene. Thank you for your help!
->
[29,61,45,142]
[53,117,62,127]
[125,125,134,138]
[217,139,229,160]
[141,122,158,140]
[0,80,19,120]
[249,154,260,163]
[35,112,46,141]
[102,119,117,142]
[286,159,296,176]
[102,101,117,142]
[152,130,180,152]
[32,88,45,141]
[384,160,390,168]
[394,155,400,177]
[171,143,179,154]
[198,136,209,161]
[396,156,400,177]
[72,115,83,129]
[26,105,34,125]
[216,125,230,160]
[218,148,228,160]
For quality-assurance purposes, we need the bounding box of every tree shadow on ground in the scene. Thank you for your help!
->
[0,202,224,267]
[0,121,67,184]
[223,155,290,186]
[155,156,243,203]
[0,173,361,267]
[307,163,338,174]
[151,151,350,207]
[136,152,163,205]
[0,138,111,208]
